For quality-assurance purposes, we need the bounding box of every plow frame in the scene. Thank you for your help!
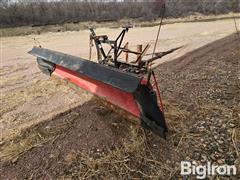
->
[29,27,170,138]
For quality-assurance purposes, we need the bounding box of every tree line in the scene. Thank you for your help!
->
[0,0,239,27]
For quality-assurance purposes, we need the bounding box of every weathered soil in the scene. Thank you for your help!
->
[1,19,237,141]
[1,98,134,179]
[0,20,240,179]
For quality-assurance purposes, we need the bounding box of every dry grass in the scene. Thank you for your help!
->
[0,115,71,162]
[4,96,233,178]
[0,98,184,179]
[1,34,239,179]
[0,65,29,77]
[0,79,69,115]
[0,75,26,88]
[63,128,175,179]
[0,131,52,163]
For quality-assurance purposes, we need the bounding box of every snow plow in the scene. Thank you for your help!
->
[29,27,179,138]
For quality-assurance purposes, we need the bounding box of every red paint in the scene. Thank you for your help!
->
[152,72,164,112]
[53,65,141,120]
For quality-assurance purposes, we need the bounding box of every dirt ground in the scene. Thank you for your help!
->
[0,19,240,179]
[1,19,238,140]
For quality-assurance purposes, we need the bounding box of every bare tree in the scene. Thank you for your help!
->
[0,0,238,27]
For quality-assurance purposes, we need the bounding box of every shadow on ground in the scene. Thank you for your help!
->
[1,33,239,179]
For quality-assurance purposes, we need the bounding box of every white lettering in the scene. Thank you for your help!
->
[181,161,192,175]
[180,161,237,179]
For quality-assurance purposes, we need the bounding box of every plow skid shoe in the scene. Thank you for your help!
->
[29,47,168,137]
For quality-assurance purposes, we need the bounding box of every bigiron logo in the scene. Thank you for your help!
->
[181,161,237,179]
